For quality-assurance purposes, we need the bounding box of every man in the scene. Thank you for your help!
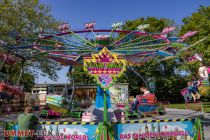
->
[18,107,38,140]
[130,86,150,112]
[187,82,200,102]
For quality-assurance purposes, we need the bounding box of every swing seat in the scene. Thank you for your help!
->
[135,94,162,116]
[0,82,23,98]
[0,53,17,65]
[180,88,194,101]
[136,94,157,104]
[46,95,69,114]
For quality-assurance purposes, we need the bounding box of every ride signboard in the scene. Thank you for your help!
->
[3,118,203,140]
[84,47,126,90]
[3,123,98,140]
[114,118,203,140]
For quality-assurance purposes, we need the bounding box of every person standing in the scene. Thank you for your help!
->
[18,107,38,140]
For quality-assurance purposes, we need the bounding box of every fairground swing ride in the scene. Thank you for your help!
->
[0,21,205,139]
[0,48,26,100]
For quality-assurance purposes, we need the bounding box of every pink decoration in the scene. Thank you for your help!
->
[161,27,176,35]
[187,53,202,63]
[88,68,122,74]
[48,109,61,117]
[179,31,198,42]
[82,112,92,122]
[99,74,113,87]
[181,88,188,96]
[207,67,210,74]
[58,22,69,33]
[84,21,96,30]
[117,103,125,108]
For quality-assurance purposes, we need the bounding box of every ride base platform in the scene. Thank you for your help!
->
[0,108,206,140]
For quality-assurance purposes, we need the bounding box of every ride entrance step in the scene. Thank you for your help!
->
[185,101,203,112]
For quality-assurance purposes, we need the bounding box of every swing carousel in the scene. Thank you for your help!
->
[0,22,206,140]
[0,52,25,100]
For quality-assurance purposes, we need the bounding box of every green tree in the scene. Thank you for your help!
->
[0,0,61,91]
[70,66,95,84]
[180,6,210,66]
[122,17,176,33]
[0,0,59,42]
[179,6,210,100]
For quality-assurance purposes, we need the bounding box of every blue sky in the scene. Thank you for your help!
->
[38,0,210,84]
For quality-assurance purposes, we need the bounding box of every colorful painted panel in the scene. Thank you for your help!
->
[114,119,202,140]
[46,95,69,113]
[4,123,99,140]
[109,84,128,104]
[35,124,98,140]
[84,47,126,90]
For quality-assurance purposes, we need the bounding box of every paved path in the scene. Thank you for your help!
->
[202,113,210,140]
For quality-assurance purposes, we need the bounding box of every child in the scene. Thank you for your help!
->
[187,82,200,102]
[192,77,200,93]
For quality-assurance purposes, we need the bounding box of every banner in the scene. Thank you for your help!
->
[35,124,98,140]
[2,118,203,140]
[114,119,203,140]
[3,123,99,140]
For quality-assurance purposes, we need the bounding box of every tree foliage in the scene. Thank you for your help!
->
[70,66,95,84]
[0,0,62,91]
[122,17,176,33]
[180,6,210,74]
[0,0,59,42]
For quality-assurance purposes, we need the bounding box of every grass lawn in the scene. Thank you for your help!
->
[170,102,210,113]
